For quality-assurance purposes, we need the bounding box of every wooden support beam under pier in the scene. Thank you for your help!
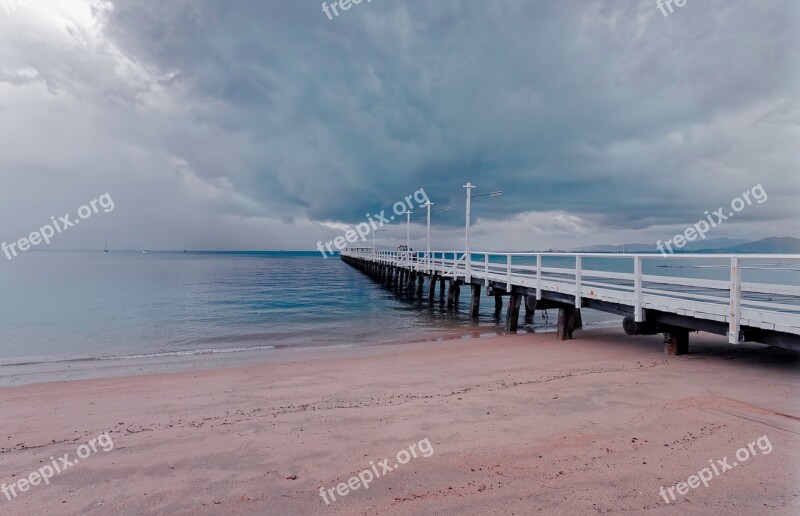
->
[664,330,689,356]
[494,294,503,319]
[524,295,536,325]
[447,280,457,308]
[557,306,582,341]
[505,293,522,332]
[470,284,481,318]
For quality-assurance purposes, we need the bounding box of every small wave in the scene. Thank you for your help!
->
[583,319,623,326]
[1,345,277,367]
[100,345,277,361]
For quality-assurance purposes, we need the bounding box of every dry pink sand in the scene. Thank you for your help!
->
[1,329,799,515]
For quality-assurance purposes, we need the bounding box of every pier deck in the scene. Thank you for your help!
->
[341,249,800,354]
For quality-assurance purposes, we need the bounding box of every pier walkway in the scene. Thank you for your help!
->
[341,249,800,355]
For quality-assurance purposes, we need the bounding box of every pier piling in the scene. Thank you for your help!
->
[664,330,689,356]
[524,295,536,325]
[447,280,456,308]
[505,293,522,332]
[557,306,581,340]
[470,284,481,318]
[494,294,503,319]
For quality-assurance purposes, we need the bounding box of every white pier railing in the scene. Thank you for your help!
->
[341,249,800,344]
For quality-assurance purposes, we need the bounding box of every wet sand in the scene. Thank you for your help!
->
[0,328,798,515]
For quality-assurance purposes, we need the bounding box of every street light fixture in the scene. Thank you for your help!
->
[372,228,386,259]
[418,202,454,273]
[406,210,413,267]
[463,183,503,282]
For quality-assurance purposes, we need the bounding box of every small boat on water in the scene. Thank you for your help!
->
[104,242,109,254]
[141,250,149,254]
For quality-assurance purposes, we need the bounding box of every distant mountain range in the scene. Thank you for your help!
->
[572,236,800,254]
[699,236,800,254]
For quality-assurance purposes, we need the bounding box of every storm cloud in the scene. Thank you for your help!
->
[0,0,797,251]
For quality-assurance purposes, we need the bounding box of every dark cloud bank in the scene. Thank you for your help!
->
[0,0,797,250]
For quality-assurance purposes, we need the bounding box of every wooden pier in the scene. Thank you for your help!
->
[341,249,800,355]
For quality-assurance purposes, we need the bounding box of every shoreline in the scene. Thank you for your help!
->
[0,319,621,389]
[0,328,798,514]
[0,327,503,389]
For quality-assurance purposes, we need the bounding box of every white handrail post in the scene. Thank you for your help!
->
[506,254,512,292]
[634,256,643,322]
[575,255,582,309]
[536,254,542,300]
[729,256,742,344]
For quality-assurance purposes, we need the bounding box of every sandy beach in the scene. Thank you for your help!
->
[1,329,798,515]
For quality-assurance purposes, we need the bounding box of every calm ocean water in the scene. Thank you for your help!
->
[0,251,795,385]
[0,251,562,385]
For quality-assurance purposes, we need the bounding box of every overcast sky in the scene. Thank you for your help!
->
[0,0,797,252]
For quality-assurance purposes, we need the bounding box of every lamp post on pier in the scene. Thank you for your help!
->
[426,202,431,271]
[419,202,454,273]
[372,228,386,259]
[463,183,503,282]
[406,210,413,267]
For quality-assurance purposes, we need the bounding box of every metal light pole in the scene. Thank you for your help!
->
[372,228,386,259]
[463,183,475,281]
[425,201,433,272]
[406,210,413,267]
[416,203,453,273]
[463,183,503,282]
